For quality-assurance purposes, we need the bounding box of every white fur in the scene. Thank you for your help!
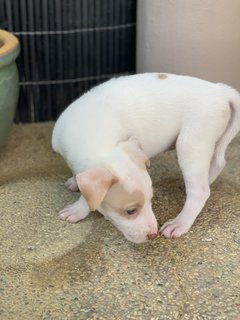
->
[52,73,240,242]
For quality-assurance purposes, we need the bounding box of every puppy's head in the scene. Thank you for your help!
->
[76,137,158,243]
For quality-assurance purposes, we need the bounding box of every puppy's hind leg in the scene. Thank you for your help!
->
[209,154,226,185]
[160,132,214,238]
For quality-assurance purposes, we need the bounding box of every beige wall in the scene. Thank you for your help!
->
[137,0,240,90]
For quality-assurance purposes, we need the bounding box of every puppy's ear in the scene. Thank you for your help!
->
[122,136,150,168]
[76,167,118,211]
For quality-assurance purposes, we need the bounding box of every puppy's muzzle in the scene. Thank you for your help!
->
[147,232,159,240]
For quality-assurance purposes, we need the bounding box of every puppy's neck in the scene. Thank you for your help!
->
[103,146,133,176]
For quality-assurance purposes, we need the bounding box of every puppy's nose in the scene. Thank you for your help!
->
[147,232,159,240]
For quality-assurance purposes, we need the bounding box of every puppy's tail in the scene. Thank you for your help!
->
[210,84,240,183]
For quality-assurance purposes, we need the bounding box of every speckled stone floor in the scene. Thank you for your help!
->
[0,122,239,320]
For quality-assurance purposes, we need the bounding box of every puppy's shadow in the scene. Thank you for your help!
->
[152,176,185,224]
[30,218,107,291]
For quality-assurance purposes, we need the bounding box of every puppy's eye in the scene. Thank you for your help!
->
[126,208,137,215]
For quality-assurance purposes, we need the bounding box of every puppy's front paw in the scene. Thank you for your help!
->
[65,177,79,192]
[160,218,190,239]
[59,203,89,223]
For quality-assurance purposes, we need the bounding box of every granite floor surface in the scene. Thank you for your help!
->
[0,123,239,320]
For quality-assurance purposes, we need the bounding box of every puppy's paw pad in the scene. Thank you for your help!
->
[65,177,79,192]
[59,205,88,223]
[160,219,190,239]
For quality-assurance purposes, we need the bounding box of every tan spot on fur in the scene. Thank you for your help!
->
[104,182,145,220]
[158,73,168,80]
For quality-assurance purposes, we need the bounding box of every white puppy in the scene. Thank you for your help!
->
[52,73,240,243]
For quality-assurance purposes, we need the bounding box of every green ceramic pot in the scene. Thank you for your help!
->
[0,29,20,145]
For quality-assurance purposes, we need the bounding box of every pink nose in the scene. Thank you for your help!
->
[147,232,159,240]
